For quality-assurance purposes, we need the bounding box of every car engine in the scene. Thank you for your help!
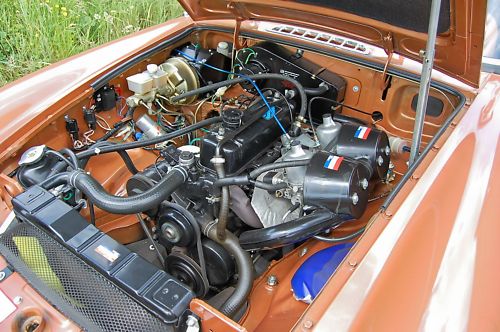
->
[12,40,397,325]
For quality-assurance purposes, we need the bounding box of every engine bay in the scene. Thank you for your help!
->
[2,29,462,331]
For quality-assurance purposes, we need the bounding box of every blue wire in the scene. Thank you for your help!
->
[175,49,288,135]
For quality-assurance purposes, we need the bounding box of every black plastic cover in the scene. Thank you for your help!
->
[303,151,370,218]
[12,186,194,324]
[200,104,291,175]
[330,123,390,180]
[238,42,346,118]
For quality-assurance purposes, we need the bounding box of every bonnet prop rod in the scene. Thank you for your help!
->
[409,0,443,166]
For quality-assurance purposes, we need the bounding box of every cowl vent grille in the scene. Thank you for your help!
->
[268,25,371,55]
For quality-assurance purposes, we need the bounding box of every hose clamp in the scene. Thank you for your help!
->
[210,157,225,165]
[68,170,84,187]
[171,165,189,182]
[202,220,218,237]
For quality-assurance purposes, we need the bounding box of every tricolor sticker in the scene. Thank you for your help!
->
[354,126,371,140]
[324,155,344,171]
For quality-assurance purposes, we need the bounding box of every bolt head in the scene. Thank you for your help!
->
[352,85,360,92]
[385,146,391,156]
[303,320,314,329]
[267,275,278,286]
[377,155,384,166]
[13,296,22,305]
[361,178,369,190]
[352,193,359,205]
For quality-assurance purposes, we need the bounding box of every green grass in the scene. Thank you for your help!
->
[0,0,183,87]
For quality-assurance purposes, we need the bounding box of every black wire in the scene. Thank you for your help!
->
[314,226,365,243]
[59,148,80,169]
[76,116,221,159]
[154,154,163,179]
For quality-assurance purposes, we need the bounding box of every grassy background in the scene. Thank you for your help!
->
[0,0,183,87]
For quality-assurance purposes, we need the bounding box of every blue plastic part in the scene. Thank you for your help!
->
[263,106,276,120]
[135,132,143,140]
[291,242,354,304]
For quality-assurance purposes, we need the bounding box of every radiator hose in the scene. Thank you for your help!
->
[200,219,253,318]
[239,209,345,250]
[42,167,187,214]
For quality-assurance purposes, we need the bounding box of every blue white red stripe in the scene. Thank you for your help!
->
[354,126,371,139]
[324,155,344,171]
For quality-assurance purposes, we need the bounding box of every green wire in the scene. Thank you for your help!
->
[244,51,256,64]
[190,138,202,145]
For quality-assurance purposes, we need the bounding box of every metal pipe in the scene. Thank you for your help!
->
[409,0,443,165]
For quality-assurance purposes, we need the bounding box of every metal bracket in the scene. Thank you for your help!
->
[380,32,394,90]
[227,2,248,50]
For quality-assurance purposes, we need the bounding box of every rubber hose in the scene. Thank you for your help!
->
[76,116,222,159]
[45,150,77,170]
[250,180,287,191]
[47,159,70,177]
[304,83,329,96]
[170,73,307,119]
[248,159,310,179]
[201,221,253,318]
[115,150,139,174]
[213,160,229,241]
[67,167,187,214]
[80,141,139,174]
[39,172,71,190]
[214,175,250,187]
[239,209,345,250]
[59,148,80,169]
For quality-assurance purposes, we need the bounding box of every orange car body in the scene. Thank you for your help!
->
[0,1,498,331]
